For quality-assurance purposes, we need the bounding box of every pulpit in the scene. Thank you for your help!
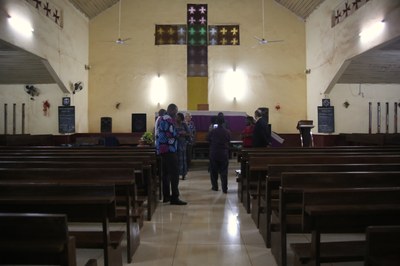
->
[297,120,314,147]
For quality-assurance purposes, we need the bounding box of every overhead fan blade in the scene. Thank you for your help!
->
[115,37,131,44]
[253,0,284,47]
[254,37,284,45]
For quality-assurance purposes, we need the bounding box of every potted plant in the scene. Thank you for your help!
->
[139,131,154,146]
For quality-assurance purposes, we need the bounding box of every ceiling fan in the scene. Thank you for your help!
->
[254,0,283,46]
[111,0,131,45]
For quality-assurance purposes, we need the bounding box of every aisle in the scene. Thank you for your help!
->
[75,159,363,265]
[130,159,276,266]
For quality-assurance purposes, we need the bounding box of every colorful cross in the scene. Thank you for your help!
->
[155,4,240,109]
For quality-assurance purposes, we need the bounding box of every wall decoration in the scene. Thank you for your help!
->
[332,0,370,27]
[155,5,240,48]
[155,4,240,107]
[187,4,208,77]
[155,25,187,45]
[26,0,63,28]
[208,25,240,46]
[43,100,50,116]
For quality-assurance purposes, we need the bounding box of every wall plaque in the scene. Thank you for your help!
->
[58,106,75,133]
[318,106,334,133]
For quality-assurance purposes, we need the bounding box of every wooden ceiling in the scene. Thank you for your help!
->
[68,0,325,20]
[68,0,118,20]
[336,37,400,84]
[0,40,69,92]
[274,0,326,20]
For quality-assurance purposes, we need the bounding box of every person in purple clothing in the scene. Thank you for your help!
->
[207,114,231,193]
[156,103,187,205]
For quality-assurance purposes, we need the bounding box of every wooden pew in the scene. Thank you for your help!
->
[0,167,139,264]
[245,154,400,214]
[0,183,123,266]
[0,155,159,222]
[261,163,400,247]
[0,213,83,266]
[365,225,400,266]
[0,145,162,203]
[292,187,400,266]
[238,146,400,206]
[275,171,400,266]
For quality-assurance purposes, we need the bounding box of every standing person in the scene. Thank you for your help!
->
[185,112,196,167]
[154,108,166,144]
[156,103,187,205]
[252,108,270,147]
[241,115,255,148]
[207,115,231,193]
[208,116,218,132]
[217,112,229,129]
[176,112,190,180]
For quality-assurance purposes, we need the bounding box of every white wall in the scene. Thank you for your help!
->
[306,0,400,134]
[0,0,89,134]
[330,84,400,133]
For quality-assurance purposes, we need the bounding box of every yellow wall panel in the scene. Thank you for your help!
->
[187,77,208,110]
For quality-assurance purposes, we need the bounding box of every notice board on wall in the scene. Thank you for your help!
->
[318,106,334,133]
[58,106,75,133]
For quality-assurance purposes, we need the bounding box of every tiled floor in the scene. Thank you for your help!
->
[76,159,364,266]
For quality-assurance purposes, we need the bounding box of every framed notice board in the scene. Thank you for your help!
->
[58,106,75,133]
[318,106,334,133]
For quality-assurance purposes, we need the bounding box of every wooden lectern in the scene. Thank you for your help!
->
[297,120,314,147]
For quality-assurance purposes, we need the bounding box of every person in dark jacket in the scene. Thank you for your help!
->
[207,115,231,193]
[252,108,270,147]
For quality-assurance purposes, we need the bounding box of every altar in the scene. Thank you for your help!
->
[187,111,247,133]
[185,111,247,159]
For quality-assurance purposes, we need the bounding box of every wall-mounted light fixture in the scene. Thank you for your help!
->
[359,20,385,43]
[8,14,34,37]
[223,67,247,101]
[150,74,167,105]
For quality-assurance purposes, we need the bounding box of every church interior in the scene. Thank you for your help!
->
[0,0,400,265]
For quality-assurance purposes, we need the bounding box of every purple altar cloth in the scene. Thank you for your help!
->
[187,111,247,132]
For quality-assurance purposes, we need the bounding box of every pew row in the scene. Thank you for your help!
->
[365,225,400,266]
[291,187,400,266]
[261,163,400,248]
[246,154,400,215]
[274,171,400,266]
[0,213,98,266]
[0,183,123,266]
[0,168,140,264]
[237,146,400,208]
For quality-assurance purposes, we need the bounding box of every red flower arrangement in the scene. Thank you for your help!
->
[43,100,50,116]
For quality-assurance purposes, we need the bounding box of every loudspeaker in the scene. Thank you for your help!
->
[132,113,147,132]
[101,117,112,133]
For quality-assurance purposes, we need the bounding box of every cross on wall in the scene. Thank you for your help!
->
[155,4,240,77]
[155,4,240,109]
[26,0,63,28]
